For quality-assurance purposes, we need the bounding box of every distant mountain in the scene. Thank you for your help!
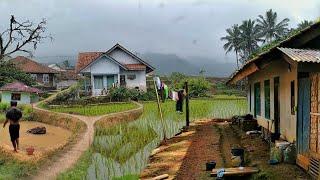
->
[186,56,237,77]
[142,53,199,76]
[33,53,236,77]
[142,53,236,77]
[35,56,77,66]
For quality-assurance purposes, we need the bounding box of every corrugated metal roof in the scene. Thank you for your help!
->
[278,47,320,63]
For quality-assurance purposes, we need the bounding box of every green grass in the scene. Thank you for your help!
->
[0,150,37,179]
[59,98,247,180]
[48,103,138,116]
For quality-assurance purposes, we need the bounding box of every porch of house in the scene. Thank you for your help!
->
[82,73,125,96]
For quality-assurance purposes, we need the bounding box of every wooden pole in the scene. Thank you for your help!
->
[153,78,167,140]
[185,81,190,127]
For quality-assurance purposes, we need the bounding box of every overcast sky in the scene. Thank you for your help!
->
[0,0,319,63]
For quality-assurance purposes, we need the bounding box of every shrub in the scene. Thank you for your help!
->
[0,103,9,112]
[109,87,131,102]
[176,77,211,97]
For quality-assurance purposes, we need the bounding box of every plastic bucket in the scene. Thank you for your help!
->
[231,148,245,166]
[206,161,216,171]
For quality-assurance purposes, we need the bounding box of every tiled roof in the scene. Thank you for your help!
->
[59,69,81,80]
[124,64,146,70]
[278,47,320,63]
[10,56,58,74]
[76,52,103,72]
[0,82,42,93]
[76,44,155,73]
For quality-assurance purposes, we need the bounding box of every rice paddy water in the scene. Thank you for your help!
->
[59,98,247,180]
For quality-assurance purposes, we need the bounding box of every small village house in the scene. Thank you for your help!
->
[10,56,58,89]
[228,21,320,175]
[76,43,155,96]
[0,82,42,104]
[48,63,81,89]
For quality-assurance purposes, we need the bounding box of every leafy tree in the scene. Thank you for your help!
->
[239,19,262,60]
[0,15,51,60]
[62,60,71,68]
[257,9,290,43]
[170,72,187,88]
[221,24,242,69]
[0,62,34,87]
[297,20,313,30]
[184,77,211,97]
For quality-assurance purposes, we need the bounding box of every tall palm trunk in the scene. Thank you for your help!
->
[235,50,239,70]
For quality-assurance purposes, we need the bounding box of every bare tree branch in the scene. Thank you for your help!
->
[0,15,51,60]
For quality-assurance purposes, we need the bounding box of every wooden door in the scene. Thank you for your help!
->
[297,77,311,154]
[274,77,280,136]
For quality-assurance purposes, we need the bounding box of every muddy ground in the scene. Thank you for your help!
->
[141,120,309,180]
[0,121,71,161]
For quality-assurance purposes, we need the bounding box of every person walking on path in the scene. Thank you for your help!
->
[3,101,22,152]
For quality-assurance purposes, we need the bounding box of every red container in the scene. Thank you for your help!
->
[26,147,35,155]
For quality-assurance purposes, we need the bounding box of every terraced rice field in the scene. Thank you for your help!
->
[48,102,138,116]
[58,98,247,180]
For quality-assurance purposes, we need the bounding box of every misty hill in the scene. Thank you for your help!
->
[142,53,236,77]
[34,53,236,77]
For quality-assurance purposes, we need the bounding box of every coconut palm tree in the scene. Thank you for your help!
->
[257,9,290,43]
[239,19,262,60]
[297,20,313,30]
[221,24,242,69]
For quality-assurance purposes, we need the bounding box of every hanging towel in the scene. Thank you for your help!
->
[164,84,169,99]
[172,91,179,101]
[154,77,161,90]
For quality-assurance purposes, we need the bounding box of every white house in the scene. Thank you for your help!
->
[75,44,155,96]
[0,82,42,104]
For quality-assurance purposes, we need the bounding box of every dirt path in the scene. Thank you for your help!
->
[142,121,308,180]
[215,122,242,168]
[31,101,142,180]
[31,109,100,180]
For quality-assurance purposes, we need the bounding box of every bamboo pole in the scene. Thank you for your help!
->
[153,78,167,140]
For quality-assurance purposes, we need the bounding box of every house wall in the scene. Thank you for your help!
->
[120,70,147,91]
[248,59,298,142]
[81,56,120,96]
[310,73,320,154]
[82,56,120,74]
[32,73,56,88]
[108,48,140,64]
[1,91,31,104]
[56,80,78,90]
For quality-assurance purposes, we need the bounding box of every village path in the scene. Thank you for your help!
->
[31,105,101,180]
[31,101,143,180]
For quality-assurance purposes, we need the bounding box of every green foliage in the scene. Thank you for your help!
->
[0,103,33,122]
[0,62,35,87]
[185,77,211,97]
[48,103,137,116]
[169,72,187,88]
[57,150,92,180]
[169,72,211,97]
[52,84,80,104]
[0,150,37,179]
[257,9,290,43]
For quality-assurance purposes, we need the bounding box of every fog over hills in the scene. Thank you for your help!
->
[35,53,236,77]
